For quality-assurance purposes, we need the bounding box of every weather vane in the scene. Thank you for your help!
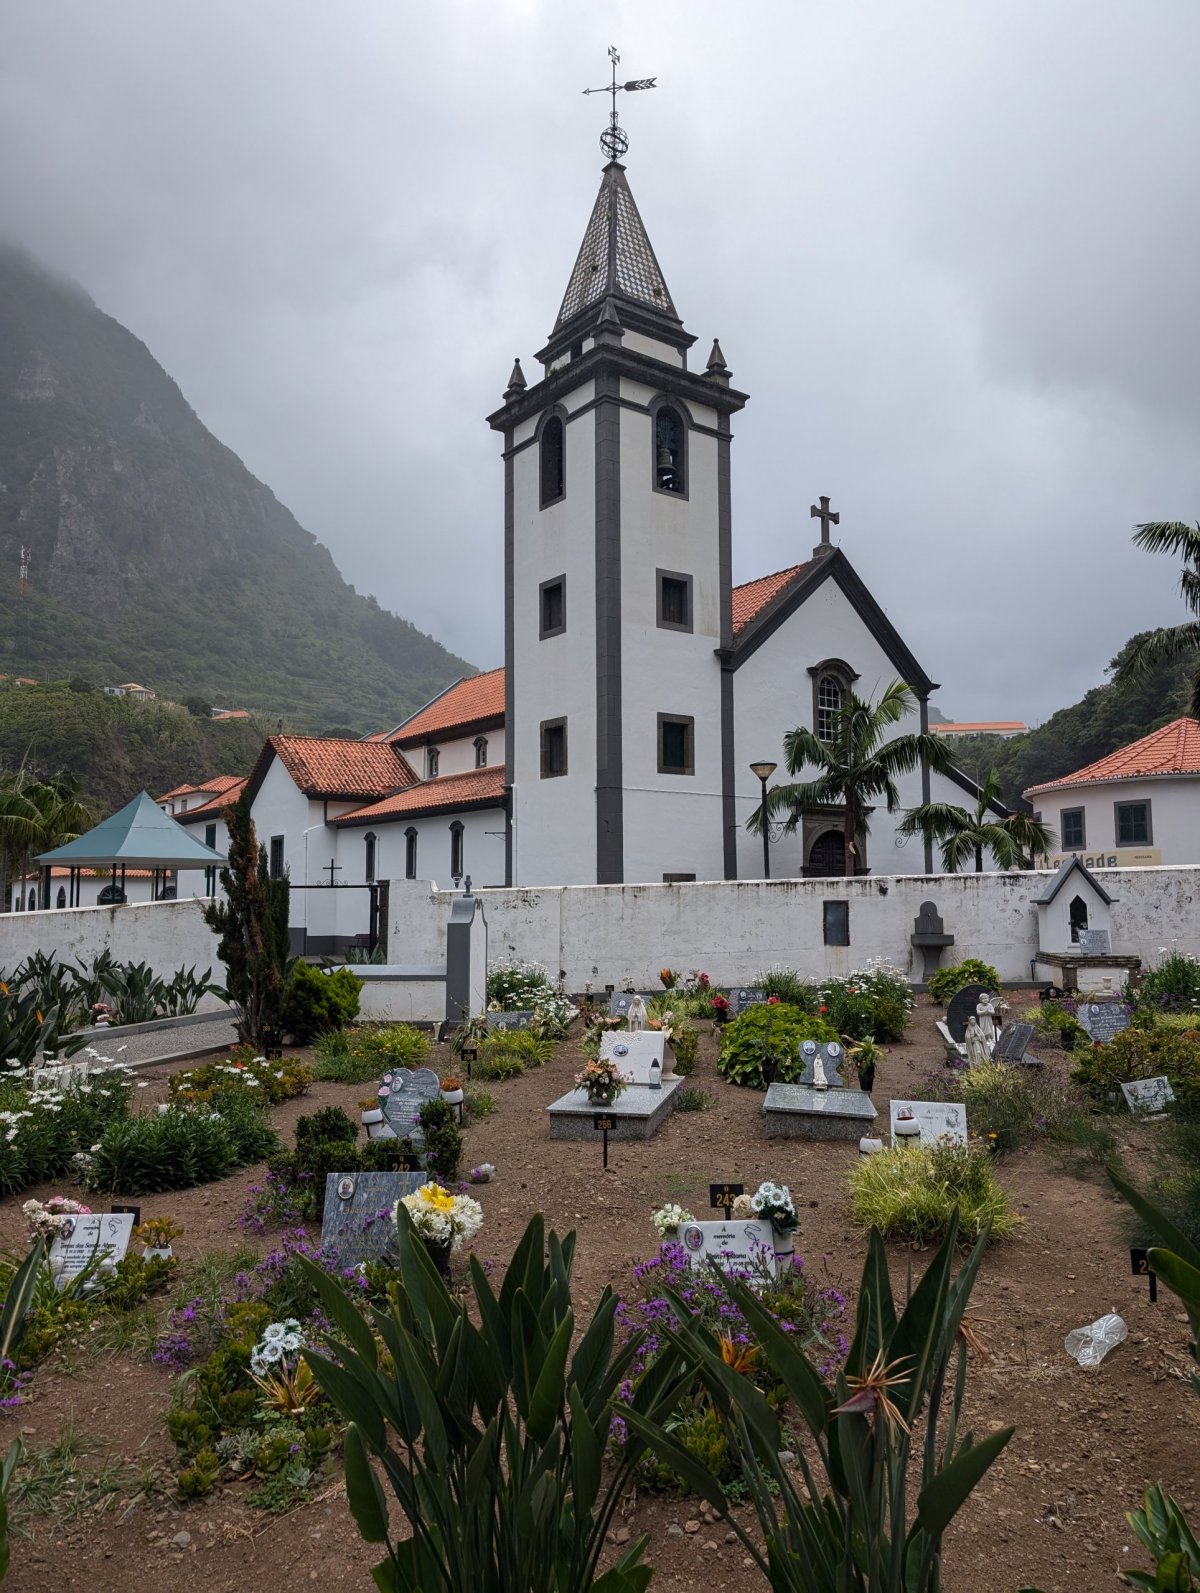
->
[583,45,656,161]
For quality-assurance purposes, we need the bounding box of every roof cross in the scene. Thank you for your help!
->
[810,494,840,553]
[583,45,657,162]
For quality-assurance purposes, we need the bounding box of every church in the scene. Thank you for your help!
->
[224,146,1006,932]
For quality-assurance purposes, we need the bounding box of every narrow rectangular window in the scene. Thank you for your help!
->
[1115,801,1150,845]
[656,569,693,633]
[205,824,217,895]
[269,836,285,879]
[405,828,417,879]
[1060,808,1085,850]
[823,900,850,946]
[540,576,566,639]
[657,713,695,776]
[540,717,567,778]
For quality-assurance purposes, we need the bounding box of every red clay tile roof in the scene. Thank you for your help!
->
[1025,717,1200,796]
[731,564,813,634]
[262,736,418,800]
[158,774,244,803]
[174,778,249,823]
[335,765,506,824]
[388,668,506,745]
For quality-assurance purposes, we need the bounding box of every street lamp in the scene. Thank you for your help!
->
[749,761,778,879]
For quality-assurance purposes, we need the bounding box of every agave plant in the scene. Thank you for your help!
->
[623,1211,1013,1592]
[298,1211,701,1592]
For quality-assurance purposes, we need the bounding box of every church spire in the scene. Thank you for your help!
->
[552,160,681,338]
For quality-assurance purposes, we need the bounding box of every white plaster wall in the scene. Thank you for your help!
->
[511,398,598,885]
[732,571,947,879]
[620,330,684,366]
[1038,777,1200,867]
[410,728,506,780]
[0,898,222,979]
[248,759,321,933]
[338,809,505,897]
[384,866,1200,990]
[175,813,232,903]
[10,875,156,911]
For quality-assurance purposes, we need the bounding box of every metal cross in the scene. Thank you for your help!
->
[810,494,840,546]
[583,45,657,161]
[324,858,342,887]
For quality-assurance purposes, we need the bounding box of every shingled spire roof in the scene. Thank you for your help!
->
[553,161,680,335]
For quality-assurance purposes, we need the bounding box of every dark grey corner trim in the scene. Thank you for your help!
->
[919,694,933,873]
[595,368,623,881]
[503,429,515,885]
[717,414,736,877]
[1114,796,1152,846]
[655,567,693,633]
[648,393,690,501]
[539,573,567,639]
[657,713,696,776]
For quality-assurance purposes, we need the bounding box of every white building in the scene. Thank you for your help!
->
[1026,716,1200,868]
[163,775,247,899]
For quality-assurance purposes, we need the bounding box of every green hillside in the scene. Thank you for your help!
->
[0,246,472,731]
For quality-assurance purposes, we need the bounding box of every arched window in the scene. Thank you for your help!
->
[56,886,66,909]
[364,831,377,885]
[539,413,565,507]
[427,747,439,779]
[449,821,464,880]
[474,736,488,769]
[816,674,843,742]
[654,404,685,494]
[405,827,418,880]
[1069,894,1089,943]
[26,890,35,912]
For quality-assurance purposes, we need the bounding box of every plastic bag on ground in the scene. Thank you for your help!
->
[1064,1313,1127,1367]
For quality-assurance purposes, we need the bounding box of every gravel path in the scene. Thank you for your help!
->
[82,1015,238,1067]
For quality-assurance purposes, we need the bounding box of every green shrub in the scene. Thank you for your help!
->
[674,1087,714,1112]
[295,1105,359,1147]
[313,1023,429,1083]
[475,1030,552,1080]
[915,1059,1112,1158]
[418,1097,462,1184]
[1141,1112,1200,1251]
[1138,950,1200,1012]
[667,1022,699,1074]
[88,1102,275,1194]
[849,1141,1020,1243]
[757,967,819,1011]
[1034,1002,1086,1049]
[1074,1027,1200,1109]
[927,959,1001,1003]
[648,989,721,1022]
[0,1070,134,1197]
[168,1050,312,1107]
[485,959,558,1009]
[281,964,361,1044]
[463,1087,495,1122]
[716,1003,837,1090]
[820,967,913,1043]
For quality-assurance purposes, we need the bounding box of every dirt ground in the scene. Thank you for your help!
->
[2,995,1197,1593]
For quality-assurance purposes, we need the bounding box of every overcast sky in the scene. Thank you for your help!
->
[4,1,1198,723]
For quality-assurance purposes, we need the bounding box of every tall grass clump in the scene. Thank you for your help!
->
[849,1141,1021,1244]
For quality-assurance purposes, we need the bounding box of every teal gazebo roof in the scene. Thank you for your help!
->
[37,790,227,870]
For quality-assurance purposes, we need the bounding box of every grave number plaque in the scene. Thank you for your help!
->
[1130,1246,1158,1303]
[709,1182,744,1219]
[593,1112,617,1169]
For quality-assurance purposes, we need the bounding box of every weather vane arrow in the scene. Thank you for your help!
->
[582,46,657,161]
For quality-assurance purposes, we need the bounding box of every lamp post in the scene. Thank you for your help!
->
[749,761,778,880]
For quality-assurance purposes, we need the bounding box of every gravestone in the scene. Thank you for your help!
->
[763,1079,878,1141]
[547,1079,681,1141]
[1077,928,1112,956]
[889,1099,968,1145]
[911,901,954,981]
[599,1030,666,1083]
[796,1040,847,1088]
[49,1212,134,1290]
[378,1067,442,1148]
[320,1171,426,1268]
[946,984,995,1044]
[608,992,635,1019]
[993,1021,1037,1064]
[677,1218,776,1273]
[1077,1002,1132,1043]
[1120,1076,1175,1115]
[486,1010,534,1032]
[731,988,766,1015]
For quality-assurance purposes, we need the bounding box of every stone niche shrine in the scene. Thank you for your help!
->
[1032,857,1140,992]
[762,1039,878,1141]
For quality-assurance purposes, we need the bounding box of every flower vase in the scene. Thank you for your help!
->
[772,1231,795,1268]
[424,1238,452,1280]
[441,1087,464,1106]
[662,1048,677,1080]
[143,1246,173,1263]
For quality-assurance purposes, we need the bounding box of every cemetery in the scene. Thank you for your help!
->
[0,911,1195,1593]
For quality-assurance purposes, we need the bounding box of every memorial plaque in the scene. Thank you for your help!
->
[486,1010,534,1032]
[993,1022,1036,1063]
[320,1171,425,1269]
[889,1099,968,1145]
[1120,1076,1174,1114]
[608,992,634,1018]
[1077,1003,1131,1043]
[946,984,995,1044]
[379,1067,441,1149]
[599,1030,666,1082]
[796,1040,847,1088]
[677,1218,776,1273]
[1077,928,1111,956]
[731,988,766,1015]
[48,1212,134,1290]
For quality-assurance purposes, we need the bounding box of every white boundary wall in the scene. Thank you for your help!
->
[0,899,222,978]
[387,866,1200,989]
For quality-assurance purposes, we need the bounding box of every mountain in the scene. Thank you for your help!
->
[0,246,472,731]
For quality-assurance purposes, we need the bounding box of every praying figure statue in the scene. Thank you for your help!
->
[976,995,998,1053]
[964,1015,989,1068]
[627,994,647,1032]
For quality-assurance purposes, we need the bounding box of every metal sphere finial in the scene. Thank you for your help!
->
[600,123,629,161]
[582,46,656,165]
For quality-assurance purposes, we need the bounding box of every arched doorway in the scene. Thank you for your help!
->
[808,830,846,877]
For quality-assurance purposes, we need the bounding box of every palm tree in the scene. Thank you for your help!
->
[899,768,1056,873]
[0,772,92,910]
[748,681,955,878]
[1114,521,1200,717]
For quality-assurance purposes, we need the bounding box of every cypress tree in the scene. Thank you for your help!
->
[203,794,284,1048]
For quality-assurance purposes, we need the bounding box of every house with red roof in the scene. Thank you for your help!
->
[1025,717,1200,868]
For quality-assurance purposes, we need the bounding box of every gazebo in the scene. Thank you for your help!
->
[36,790,227,908]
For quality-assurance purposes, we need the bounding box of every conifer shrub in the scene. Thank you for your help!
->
[282,964,361,1044]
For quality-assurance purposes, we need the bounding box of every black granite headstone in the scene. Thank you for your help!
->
[994,1022,1036,1063]
[486,1010,534,1032]
[1077,1002,1131,1043]
[320,1171,425,1269]
[732,987,766,1015]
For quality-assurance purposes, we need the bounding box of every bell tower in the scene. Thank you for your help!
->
[488,137,748,886]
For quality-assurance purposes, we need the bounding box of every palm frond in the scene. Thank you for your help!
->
[898,802,970,841]
[1113,622,1200,684]
[940,831,978,873]
[1132,520,1200,563]
[781,726,832,778]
